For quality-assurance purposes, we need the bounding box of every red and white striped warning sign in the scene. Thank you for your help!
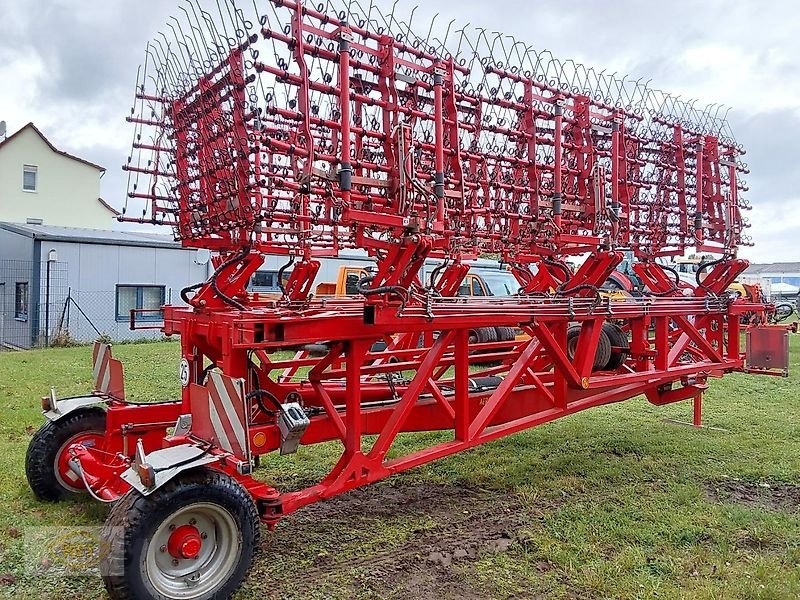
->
[189,372,249,460]
[92,342,125,399]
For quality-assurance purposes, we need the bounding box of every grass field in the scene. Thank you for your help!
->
[0,333,798,599]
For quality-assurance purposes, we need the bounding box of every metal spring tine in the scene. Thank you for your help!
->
[369,0,392,36]
[636,78,653,116]
[437,18,455,56]
[422,8,439,54]
[182,1,217,67]
[170,12,200,71]
[212,0,236,48]
[156,29,189,92]
[492,32,510,70]
[626,77,645,112]
[399,4,416,47]
[196,3,226,59]
[165,21,194,79]
[348,0,374,32]
[700,102,717,135]
[387,0,399,37]
[711,104,725,138]
[182,5,215,70]
[125,63,146,215]
[144,48,164,100]
[149,38,180,94]
[521,47,544,82]
[221,0,248,44]
[451,23,471,64]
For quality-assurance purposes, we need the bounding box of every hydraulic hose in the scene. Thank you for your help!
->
[209,246,251,311]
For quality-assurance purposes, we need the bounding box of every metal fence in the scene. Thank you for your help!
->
[52,289,168,346]
[0,259,68,350]
[0,260,167,351]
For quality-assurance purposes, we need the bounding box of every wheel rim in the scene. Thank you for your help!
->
[54,431,104,492]
[145,502,241,599]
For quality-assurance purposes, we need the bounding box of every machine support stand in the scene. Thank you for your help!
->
[663,393,728,432]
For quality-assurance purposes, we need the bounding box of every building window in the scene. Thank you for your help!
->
[251,270,291,292]
[23,165,38,192]
[15,282,29,320]
[252,271,275,289]
[116,285,165,321]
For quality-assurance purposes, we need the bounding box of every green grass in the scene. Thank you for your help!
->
[0,334,798,599]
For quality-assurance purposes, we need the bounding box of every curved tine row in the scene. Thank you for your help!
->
[122,0,751,257]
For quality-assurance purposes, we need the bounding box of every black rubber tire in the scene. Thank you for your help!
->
[566,324,582,361]
[593,329,612,371]
[565,324,611,371]
[476,326,498,344]
[495,326,516,342]
[25,409,106,502]
[102,468,260,600]
[602,322,630,371]
[467,329,479,345]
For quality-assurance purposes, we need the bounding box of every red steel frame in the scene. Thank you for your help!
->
[66,0,786,523]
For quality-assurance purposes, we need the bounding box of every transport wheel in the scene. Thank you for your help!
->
[565,324,582,360]
[592,329,612,370]
[476,326,498,344]
[467,329,479,344]
[602,322,630,370]
[25,409,106,501]
[494,326,516,342]
[566,324,611,371]
[102,468,260,600]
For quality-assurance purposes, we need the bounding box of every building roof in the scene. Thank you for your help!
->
[0,122,105,173]
[744,262,800,275]
[0,222,183,250]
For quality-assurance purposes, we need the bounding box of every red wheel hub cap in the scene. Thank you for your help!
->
[167,525,203,559]
[56,432,104,491]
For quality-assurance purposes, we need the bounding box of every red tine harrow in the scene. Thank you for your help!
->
[24,1,789,598]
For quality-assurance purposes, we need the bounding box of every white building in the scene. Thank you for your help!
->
[0,122,213,349]
[744,262,800,299]
[0,223,210,349]
[0,122,118,228]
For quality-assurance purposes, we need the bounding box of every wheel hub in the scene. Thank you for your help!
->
[148,502,240,597]
[55,432,104,491]
[167,524,203,559]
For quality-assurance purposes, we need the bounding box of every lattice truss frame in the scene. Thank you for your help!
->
[123,0,752,263]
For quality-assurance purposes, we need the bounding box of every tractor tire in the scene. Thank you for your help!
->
[566,324,612,371]
[495,326,516,342]
[25,409,106,501]
[602,322,629,371]
[593,328,612,371]
[102,468,260,600]
[566,324,582,361]
[476,326,498,344]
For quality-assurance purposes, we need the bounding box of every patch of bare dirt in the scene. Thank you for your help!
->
[259,482,559,599]
[733,531,784,553]
[705,479,800,512]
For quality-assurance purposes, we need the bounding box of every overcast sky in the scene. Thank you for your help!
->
[1,0,798,263]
